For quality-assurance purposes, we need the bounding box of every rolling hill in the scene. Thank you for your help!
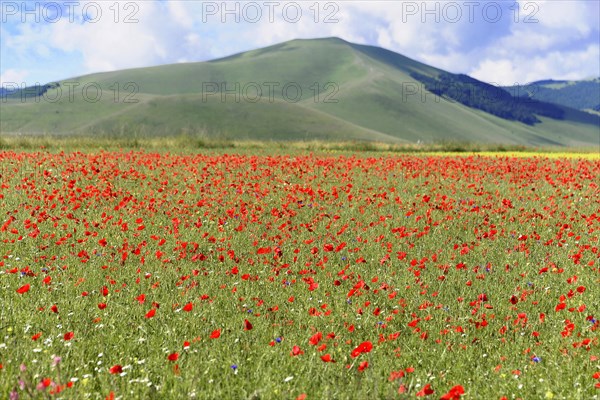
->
[1,37,599,147]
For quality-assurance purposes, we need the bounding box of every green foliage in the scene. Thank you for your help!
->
[3,82,60,101]
[410,72,568,125]
[503,78,600,111]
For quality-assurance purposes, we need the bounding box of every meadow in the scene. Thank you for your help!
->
[0,145,598,399]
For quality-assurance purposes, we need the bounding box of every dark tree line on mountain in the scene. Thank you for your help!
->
[411,72,565,125]
[503,79,600,111]
[3,82,60,100]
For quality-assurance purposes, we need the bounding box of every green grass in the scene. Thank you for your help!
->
[1,135,598,156]
[1,135,598,157]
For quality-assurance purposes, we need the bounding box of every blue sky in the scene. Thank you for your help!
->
[1,0,599,87]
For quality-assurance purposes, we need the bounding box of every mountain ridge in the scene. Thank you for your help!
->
[2,37,598,147]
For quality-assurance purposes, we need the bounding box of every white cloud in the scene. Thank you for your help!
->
[167,1,195,29]
[0,69,29,87]
[419,52,471,75]
[469,59,522,86]
[463,1,600,84]
[534,0,593,35]
[470,44,600,85]
[1,0,598,86]
[46,1,180,73]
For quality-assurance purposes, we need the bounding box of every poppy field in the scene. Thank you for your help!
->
[1,150,599,399]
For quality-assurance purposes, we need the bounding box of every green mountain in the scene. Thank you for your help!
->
[502,78,600,113]
[2,37,599,147]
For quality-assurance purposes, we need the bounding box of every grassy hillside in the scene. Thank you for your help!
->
[1,37,598,147]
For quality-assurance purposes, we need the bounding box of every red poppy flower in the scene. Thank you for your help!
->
[63,331,74,341]
[309,332,323,346]
[388,370,405,381]
[440,385,465,400]
[16,284,30,294]
[182,302,193,312]
[210,329,221,339]
[244,319,253,331]
[145,309,156,319]
[291,345,303,356]
[416,383,434,396]
[358,361,369,371]
[351,341,373,358]
[167,352,179,362]
[320,354,334,363]
[109,365,123,374]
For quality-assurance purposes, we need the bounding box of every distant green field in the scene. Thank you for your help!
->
[1,134,598,158]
